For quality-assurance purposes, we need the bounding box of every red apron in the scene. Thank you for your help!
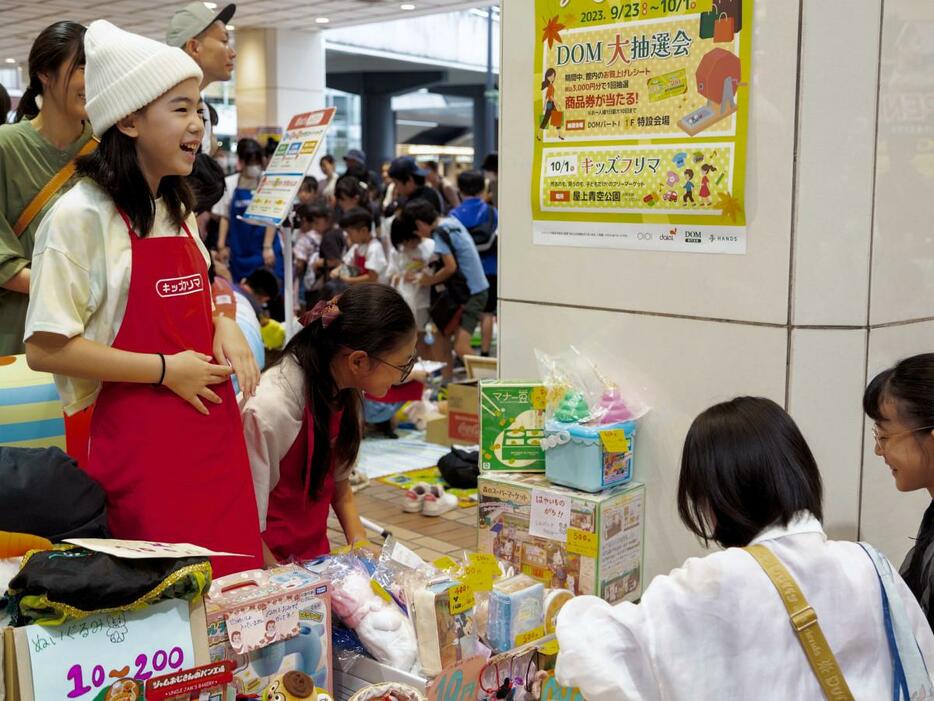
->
[264,404,339,563]
[354,248,367,275]
[85,212,263,577]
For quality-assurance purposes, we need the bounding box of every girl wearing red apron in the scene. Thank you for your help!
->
[240,284,416,565]
[24,20,262,576]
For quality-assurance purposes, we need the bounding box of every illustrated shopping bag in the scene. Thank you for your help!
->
[698,6,717,39]
[550,109,564,128]
[718,0,742,31]
[714,13,735,42]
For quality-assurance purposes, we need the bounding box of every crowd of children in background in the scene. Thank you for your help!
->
[199,139,500,385]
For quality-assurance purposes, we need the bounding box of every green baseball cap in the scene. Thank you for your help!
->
[166,2,236,48]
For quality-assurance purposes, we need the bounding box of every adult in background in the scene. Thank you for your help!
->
[388,156,444,215]
[0,83,10,123]
[213,138,282,284]
[166,1,236,153]
[318,154,337,204]
[0,22,93,356]
[343,148,380,192]
[423,160,460,214]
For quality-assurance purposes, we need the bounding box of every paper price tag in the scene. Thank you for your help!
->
[600,429,630,453]
[539,639,560,656]
[370,579,393,603]
[448,583,475,615]
[514,626,546,648]
[433,556,459,572]
[566,528,599,558]
[467,552,500,578]
[462,563,494,592]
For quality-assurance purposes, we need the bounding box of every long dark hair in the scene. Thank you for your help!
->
[76,128,194,237]
[15,21,86,123]
[678,397,824,548]
[541,68,556,90]
[281,284,416,497]
[335,175,368,208]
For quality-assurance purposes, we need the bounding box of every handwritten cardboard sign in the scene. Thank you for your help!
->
[427,655,487,701]
[16,599,197,700]
[529,488,571,541]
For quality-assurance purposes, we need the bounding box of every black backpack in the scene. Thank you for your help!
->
[467,205,497,254]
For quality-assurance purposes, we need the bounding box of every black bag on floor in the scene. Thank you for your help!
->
[0,446,109,540]
[438,448,480,489]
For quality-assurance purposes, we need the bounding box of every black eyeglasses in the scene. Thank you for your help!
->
[371,354,418,383]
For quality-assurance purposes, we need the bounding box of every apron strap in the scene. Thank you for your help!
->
[117,209,196,242]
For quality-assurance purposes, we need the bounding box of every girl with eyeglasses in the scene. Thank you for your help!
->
[864,353,934,628]
[240,283,417,566]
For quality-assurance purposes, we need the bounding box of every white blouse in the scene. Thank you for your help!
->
[555,512,934,700]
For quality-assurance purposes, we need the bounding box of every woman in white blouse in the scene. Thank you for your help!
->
[556,396,934,700]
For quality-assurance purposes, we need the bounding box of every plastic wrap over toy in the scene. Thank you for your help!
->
[536,347,649,492]
[534,346,649,425]
[323,553,419,673]
[374,536,435,615]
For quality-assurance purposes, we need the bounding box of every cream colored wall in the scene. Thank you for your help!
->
[498,0,934,581]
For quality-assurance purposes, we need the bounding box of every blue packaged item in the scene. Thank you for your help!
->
[487,574,545,653]
[543,419,637,493]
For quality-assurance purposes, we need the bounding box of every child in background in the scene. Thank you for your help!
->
[294,203,346,310]
[336,207,386,285]
[388,216,434,336]
[24,20,263,575]
[450,170,498,357]
[240,284,417,564]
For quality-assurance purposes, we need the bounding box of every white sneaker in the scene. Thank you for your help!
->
[403,482,431,513]
[422,485,458,517]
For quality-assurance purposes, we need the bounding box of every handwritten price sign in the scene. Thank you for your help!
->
[22,599,195,700]
[428,655,486,701]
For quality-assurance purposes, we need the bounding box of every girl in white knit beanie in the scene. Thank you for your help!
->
[24,20,264,576]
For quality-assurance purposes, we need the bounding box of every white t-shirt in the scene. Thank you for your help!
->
[25,178,210,415]
[239,355,353,530]
[344,238,387,281]
[387,239,434,327]
[212,173,241,219]
[293,230,322,290]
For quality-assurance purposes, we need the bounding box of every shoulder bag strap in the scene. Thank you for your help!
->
[12,137,98,237]
[745,544,855,700]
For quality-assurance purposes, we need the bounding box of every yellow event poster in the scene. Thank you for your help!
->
[532,0,752,254]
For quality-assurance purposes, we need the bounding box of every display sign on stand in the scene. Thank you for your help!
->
[13,599,208,701]
[239,108,336,340]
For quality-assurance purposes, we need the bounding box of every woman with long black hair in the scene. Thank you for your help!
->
[0,22,93,355]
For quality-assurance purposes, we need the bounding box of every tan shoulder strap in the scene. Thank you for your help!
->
[745,544,854,700]
[12,137,98,237]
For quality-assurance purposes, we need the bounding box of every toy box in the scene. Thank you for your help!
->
[478,474,645,604]
[480,381,547,472]
[543,419,638,493]
[205,565,332,698]
[447,381,480,444]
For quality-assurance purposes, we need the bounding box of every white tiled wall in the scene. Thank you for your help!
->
[500,301,788,579]
[792,0,879,326]
[498,0,934,581]
[869,0,934,326]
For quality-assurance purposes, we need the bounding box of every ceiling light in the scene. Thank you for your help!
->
[400,3,416,9]
[226,24,235,30]
[204,2,217,8]
[315,17,330,24]
[4,58,15,64]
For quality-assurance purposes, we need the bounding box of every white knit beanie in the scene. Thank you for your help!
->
[84,20,204,137]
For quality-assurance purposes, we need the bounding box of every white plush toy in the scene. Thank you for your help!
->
[330,568,418,672]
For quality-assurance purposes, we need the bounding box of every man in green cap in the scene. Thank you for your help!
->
[166,2,237,152]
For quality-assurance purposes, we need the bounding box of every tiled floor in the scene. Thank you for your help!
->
[327,479,478,561]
